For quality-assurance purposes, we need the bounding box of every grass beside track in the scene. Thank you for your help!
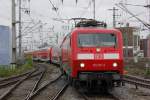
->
[125,62,150,77]
[0,58,33,77]
[124,58,150,77]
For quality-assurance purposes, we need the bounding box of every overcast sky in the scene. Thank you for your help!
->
[0,0,149,38]
[0,0,148,25]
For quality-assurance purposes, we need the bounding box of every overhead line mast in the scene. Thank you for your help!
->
[93,0,95,19]
[12,0,17,64]
[19,0,22,57]
[108,7,119,28]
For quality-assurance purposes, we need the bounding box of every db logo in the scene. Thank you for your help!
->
[96,48,101,52]
[94,54,103,59]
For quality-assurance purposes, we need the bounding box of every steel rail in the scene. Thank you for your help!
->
[74,88,89,100]
[123,75,150,89]
[124,78,150,89]
[0,68,37,83]
[50,83,69,100]
[79,92,89,100]
[0,68,38,100]
[25,67,46,100]
[124,75,150,84]
[0,71,43,88]
[108,92,121,100]
[0,79,19,88]
[0,67,44,89]
[26,74,63,100]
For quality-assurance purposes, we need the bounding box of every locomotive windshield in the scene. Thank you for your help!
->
[78,33,116,47]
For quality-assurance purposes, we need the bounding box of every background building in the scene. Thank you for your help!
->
[0,25,11,65]
[147,35,150,57]
[140,39,148,57]
[116,27,140,57]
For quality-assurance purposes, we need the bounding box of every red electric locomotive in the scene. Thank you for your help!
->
[60,21,124,89]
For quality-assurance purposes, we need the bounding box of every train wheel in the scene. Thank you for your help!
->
[67,74,73,85]
[72,79,76,86]
[122,81,125,86]
[72,79,79,89]
[49,60,51,64]
[116,81,121,87]
[106,81,114,92]
[59,60,64,75]
[60,67,64,74]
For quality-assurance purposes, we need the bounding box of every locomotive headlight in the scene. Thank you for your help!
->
[113,62,118,67]
[80,63,85,68]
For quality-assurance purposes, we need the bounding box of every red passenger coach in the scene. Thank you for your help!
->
[60,27,124,88]
[37,48,49,62]
[32,50,39,61]
[51,46,61,65]
[32,47,52,63]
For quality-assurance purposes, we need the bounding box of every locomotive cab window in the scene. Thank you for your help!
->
[78,33,117,47]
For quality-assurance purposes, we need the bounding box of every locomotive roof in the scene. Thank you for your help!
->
[71,27,122,34]
[75,19,107,28]
[60,27,122,48]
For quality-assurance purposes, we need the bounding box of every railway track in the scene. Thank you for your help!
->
[0,63,125,100]
[0,68,37,83]
[73,86,121,100]
[0,63,64,100]
[108,91,121,100]
[75,88,90,100]
[0,68,44,89]
[25,73,63,100]
[25,68,46,100]
[0,68,38,88]
[49,82,69,100]
[0,65,46,100]
[123,74,150,89]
